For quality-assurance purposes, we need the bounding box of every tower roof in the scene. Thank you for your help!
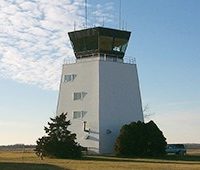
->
[68,27,131,59]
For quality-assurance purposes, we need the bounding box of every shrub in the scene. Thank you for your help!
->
[35,113,82,159]
[114,120,167,157]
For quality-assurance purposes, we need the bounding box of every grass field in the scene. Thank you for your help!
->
[0,150,200,170]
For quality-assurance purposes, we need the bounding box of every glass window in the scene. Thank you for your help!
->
[112,38,128,53]
[73,111,81,119]
[63,74,76,83]
[72,37,86,52]
[85,35,98,51]
[121,43,128,53]
[74,92,82,100]
[99,36,113,51]
[73,111,87,119]
[72,35,98,52]
[73,92,87,100]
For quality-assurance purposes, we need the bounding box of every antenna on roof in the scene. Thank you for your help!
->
[85,0,87,28]
[119,0,121,29]
[122,20,124,30]
[74,21,76,31]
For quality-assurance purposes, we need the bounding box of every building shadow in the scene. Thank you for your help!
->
[0,162,68,170]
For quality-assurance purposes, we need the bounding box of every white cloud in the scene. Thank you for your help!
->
[90,2,114,27]
[0,0,85,90]
[0,0,115,90]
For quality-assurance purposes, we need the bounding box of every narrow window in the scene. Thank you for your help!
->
[73,111,82,119]
[73,92,87,100]
[73,111,87,119]
[63,74,76,83]
[74,92,82,100]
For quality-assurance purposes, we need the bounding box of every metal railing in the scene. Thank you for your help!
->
[63,54,136,65]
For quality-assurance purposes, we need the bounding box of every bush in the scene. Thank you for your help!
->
[114,120,167,157]
[35,113,82,159]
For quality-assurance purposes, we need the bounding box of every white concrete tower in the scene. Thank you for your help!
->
[57,27,144,154]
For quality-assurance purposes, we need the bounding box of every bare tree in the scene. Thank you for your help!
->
[143,104,155,120]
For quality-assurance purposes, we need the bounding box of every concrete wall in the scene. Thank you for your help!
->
[57,58,144,154]
[99,61,144,154]
[57,60,100,153]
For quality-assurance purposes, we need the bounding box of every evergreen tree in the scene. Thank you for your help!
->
[35,113,82,159]
[114,120,167,157]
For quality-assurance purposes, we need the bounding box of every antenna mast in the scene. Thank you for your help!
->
[119,0,121,29]
[85,0,87,28]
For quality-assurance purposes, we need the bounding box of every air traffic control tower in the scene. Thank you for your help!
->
[57,27,144,154]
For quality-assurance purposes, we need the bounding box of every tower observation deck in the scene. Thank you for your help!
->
[68,27,131,60]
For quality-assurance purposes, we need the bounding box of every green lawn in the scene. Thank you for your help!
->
[0,151,200,170]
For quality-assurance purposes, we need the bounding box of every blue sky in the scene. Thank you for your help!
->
[0,0,200,145]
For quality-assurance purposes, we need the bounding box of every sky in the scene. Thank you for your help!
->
[0,0,199,145]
